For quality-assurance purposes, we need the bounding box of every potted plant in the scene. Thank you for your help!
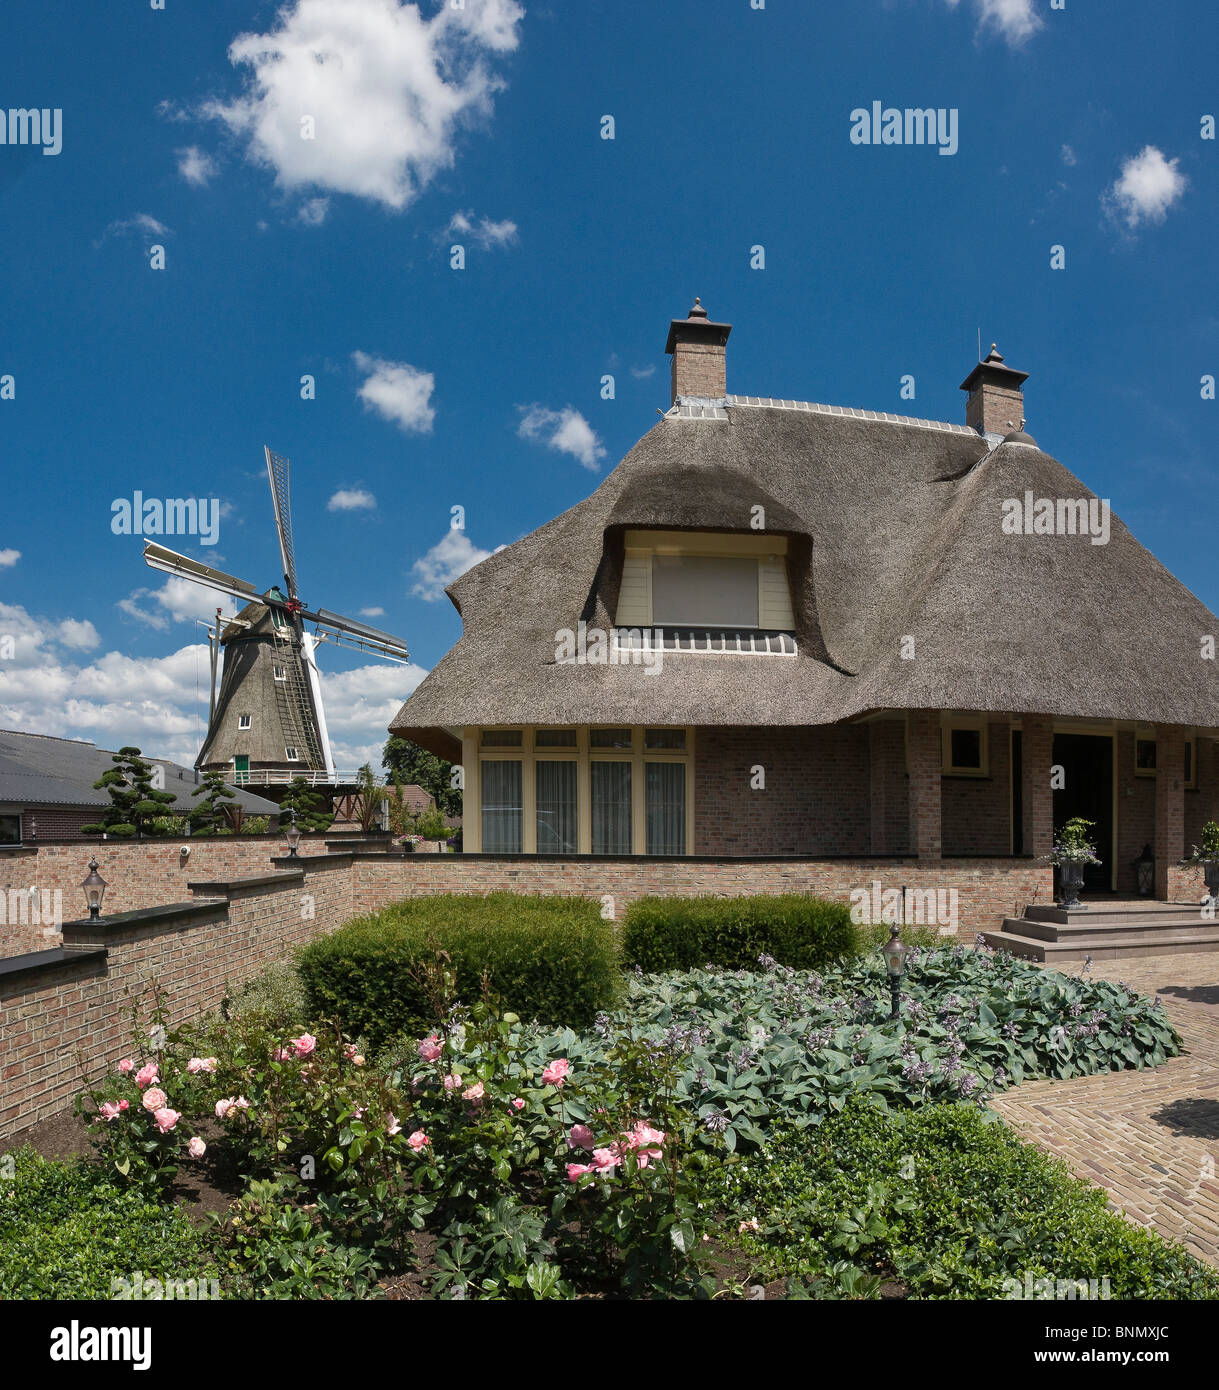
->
[1186,821,1219,904]
[1045,816,1101,910]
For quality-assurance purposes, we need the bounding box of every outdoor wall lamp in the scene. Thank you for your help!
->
[881,884,908,1020]
[81,857,107,921]
[284,814,301,858]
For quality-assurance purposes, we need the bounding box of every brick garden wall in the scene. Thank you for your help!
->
[0,834,343,960]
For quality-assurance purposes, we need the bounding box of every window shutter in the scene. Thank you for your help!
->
[616,551,651,626]
[758,558,795,629]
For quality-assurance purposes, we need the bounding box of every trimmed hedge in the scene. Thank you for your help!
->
[298,893,620,1048]
[621,894,857,972]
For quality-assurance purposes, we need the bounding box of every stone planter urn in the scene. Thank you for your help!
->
[1058,861,1087,911]
[1202,860,1219,906]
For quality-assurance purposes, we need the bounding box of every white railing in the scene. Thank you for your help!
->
[232,769,385,788]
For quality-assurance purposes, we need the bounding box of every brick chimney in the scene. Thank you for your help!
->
[665,298,732,405]
[959,343,1029,436]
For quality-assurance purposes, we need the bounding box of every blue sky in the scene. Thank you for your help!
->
[0,0,1215,768]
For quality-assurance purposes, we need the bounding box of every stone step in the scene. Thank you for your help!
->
[1025,901,1207,926]
[1007,914,1217,942]
[983,928,1219,963]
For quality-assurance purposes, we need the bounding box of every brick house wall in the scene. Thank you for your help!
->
[941,721,1013,855]
[695,724,871,854]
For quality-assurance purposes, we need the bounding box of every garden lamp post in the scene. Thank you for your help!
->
[284,812,301,858]
[882,890,908,1020]
[1133,844,1155,898]
[81,857,107,921]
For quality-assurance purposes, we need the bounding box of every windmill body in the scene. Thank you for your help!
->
[144,448,408,790]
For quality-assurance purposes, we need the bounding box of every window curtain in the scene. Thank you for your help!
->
[645,762,686,855]
[536,760,578,853]
[591,761,632,854]
[651,555,758,627]
[481,760,522,853]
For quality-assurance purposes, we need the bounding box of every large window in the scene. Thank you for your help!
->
[591,762,632,854]
[651,555,759,628]
[645,761,686,854]
[481,759,523,852]
[470,728,692,854]
[536,760,577,852]
[0,814,20,845]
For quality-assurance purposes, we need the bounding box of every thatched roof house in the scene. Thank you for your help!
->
[391,303,1219,897]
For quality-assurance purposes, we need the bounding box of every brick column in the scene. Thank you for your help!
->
[907,711,942,859]
[1022,715,1054,859]
[869,721,902,855]
[1155,725,1185,899]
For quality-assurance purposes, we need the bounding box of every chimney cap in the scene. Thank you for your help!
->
[959,341,1029,394]
[665,297,732,355]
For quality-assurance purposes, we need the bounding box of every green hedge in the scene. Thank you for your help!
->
[0,1148,219,1299]
[298,893,619,1047]
[621,894,857,972]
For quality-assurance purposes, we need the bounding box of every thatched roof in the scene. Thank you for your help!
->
[392,396,1219,758]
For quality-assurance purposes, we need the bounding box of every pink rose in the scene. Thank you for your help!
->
[188,1136,207,1159]
[352,1104,367,1120]
[118,1099,129,1111]
[443,1073,462,1093]
[739,1218,760,1234]
[117,1059,134,1074]
[386,1114,402,1136]
[291,1033,317,1058]
[418,1035,443,1063]
[407,1130,430,1151]
[153,1107,181,1133]
[343,1043,361,1061]
[625,1122,665,1167]
[462,1081,485,1104]
[566,1163,592,1182]
[141,1087,167,1112]
[99,1101,122,1122]
[567,1124,596,1151]
[591,1147,619,1174]
[272,1048,292,1062]
[186,1057,217,1074]
[541,1058,570,1088]
[511,1097,525,1111]
[135,1064,158,1089]
[351,1055,365,1066]
[215,1098,234,1119]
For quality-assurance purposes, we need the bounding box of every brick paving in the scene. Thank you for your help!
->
[989,952,1219,1266]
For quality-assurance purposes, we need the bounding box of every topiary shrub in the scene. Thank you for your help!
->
[297,894,620,1048]
[621,894,857,972]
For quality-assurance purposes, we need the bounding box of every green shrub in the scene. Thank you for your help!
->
[415,807,448,840]
[223,956,310,1029]
[622,895,857,972]
[0,1148,219,1299]
[298,894,620,1047]
[709,1101,1219,1300]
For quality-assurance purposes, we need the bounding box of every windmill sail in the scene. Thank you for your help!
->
[265,447,300,600]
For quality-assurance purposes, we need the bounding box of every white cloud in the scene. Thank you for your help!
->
[328,487,377,512]
[118,577,237,631]
[410,529,501,601]
[445,208,518,248]
[57,619,101,651]
[1103,146,1188,230]
[1060,144,1077,167]
[99,213,172,246]
[629,364,656,380]
[204,0,524,213]
[353,351,436,433]
[298,195,330,226]
[177,145,218,186]
[0,549,19,568]
[359,606,386,617]
[943,0,1042,45]
[517,403,606,471]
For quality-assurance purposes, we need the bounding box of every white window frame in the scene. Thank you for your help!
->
[941,716,989,777]
[237,714,252,730]
[285,746,300,762]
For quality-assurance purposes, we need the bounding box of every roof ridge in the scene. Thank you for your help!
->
[726,395,978,437]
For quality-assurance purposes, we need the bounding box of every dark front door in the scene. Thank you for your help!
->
[1052,733,1114,890]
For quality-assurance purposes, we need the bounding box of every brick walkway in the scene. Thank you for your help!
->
[989,952,1219,1266]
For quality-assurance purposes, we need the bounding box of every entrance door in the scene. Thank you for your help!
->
[233,754,249,786]
[1051,733,1114,890]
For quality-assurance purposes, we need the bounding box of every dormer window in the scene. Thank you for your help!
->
[615,529,795,648]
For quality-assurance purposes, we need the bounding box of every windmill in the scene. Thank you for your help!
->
[143,447,409,788]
